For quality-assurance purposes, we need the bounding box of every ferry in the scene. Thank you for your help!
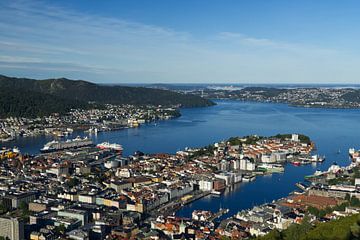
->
[40,136,93,153]
[96,142,123,152]
[257,164,284,173]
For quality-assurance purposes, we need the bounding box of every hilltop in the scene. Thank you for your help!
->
[0,75,214,118]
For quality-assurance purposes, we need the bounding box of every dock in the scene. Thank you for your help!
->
[149,191,211,217]
[209,208,229,222]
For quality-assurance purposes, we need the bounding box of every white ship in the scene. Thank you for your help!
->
[310,154,325,162]
[96,142,123,152]
[40,136,93,153]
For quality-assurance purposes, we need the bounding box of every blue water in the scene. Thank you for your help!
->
[2,100,360,219]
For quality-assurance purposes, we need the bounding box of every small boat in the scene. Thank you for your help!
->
[310,154,325,162]
[292,161,301,166]
[243,174,256,182]
[211,190,222,195]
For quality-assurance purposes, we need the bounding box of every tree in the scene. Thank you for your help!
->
[0,203,8,214]
[258,229,282,240]
[350,196,360,207]
[55,224,66,235]
[350,222,360,239]
[307,207,320,217]
[345,193,351,201]
[66,177,80,188]
[19,201,29,218]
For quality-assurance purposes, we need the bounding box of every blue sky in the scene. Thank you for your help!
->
[1,0,360,83]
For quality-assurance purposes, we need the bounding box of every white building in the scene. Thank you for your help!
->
[199,179,213,191]
[116,168,132,178]
[355,178,360,186]
[215,173,233,186]
[159,182,193,200]
[78,194,96,204]
[0,217,24,240]
[270,152,287,162]
[291,134,299,142]
[239,158,256,171]
[231,159,240,170]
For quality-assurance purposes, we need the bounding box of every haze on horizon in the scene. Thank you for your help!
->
[1,0,360,84]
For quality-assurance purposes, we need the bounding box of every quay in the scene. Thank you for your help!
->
[149,191,211,217]
[208,208,230,222]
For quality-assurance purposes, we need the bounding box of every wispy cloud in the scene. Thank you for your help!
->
[0,0,358,83]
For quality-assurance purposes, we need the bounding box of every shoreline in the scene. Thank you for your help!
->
[210,98,360,110]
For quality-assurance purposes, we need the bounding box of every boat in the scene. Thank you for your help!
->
[211,190,223,195]
[257,164,284,173]
[86,127,99,134]
[295,182,308,191]
[349,148,356,155]
[243,174,256,182]
[40,136,93,153]
[292,161,301,166]
[349,148,360,161]
[96,142,123,152]
[12,147,20,154]
[310,154,325,162]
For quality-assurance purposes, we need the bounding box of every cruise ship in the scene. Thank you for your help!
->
[96,142,123,152]
[40,137,93,153]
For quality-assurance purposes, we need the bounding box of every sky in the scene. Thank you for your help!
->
[1,0,360,84]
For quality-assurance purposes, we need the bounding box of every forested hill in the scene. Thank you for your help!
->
[0,75,215,118]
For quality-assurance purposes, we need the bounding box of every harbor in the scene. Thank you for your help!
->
[1,100,359,224]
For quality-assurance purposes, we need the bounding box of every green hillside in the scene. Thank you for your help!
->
[0,75,215,118]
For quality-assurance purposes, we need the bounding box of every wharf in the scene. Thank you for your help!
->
[149,191,211,217]
[208,208,229,222]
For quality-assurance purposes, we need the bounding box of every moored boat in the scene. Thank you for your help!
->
[40,136,93,153]
[96,142,123,152]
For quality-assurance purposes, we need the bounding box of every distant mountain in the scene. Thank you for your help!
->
[0,75,215,118]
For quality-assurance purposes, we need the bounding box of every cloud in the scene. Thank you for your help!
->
[0,0,358,83]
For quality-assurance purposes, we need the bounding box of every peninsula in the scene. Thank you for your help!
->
[0,133,320,239]
[0,75,214,142]
[190,87,360,109]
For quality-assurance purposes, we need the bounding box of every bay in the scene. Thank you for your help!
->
[2,100,360,219]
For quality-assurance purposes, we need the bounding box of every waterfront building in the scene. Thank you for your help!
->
[215,173,233,186]
[239,158,256,171]
[159,182,193,200]
[199,179,213,191]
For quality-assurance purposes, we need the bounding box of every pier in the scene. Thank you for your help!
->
[209,208,230,222]
[149,191,211,217]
